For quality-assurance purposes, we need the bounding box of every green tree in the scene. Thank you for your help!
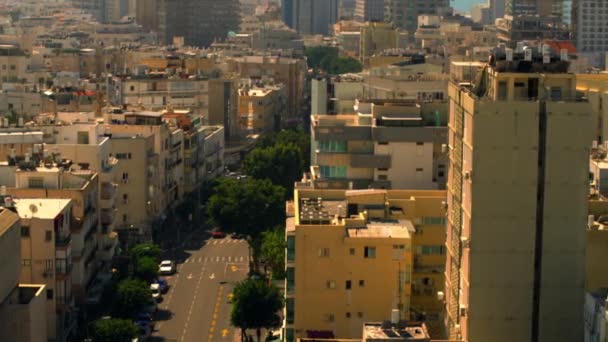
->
[129,243,162,263]
[243,143,303,194]
[207,177,285,268]
[257,130,310,172]
[92,318,139,342]
[231,279,284,342]
[305,46,363,74]
[134,256,159,282]
[113,278,151,318]
[261,228,285,279]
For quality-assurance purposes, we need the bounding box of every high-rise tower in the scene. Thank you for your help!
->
[445,48,591,341]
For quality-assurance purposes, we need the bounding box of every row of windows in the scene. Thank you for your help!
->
[319,165,347,178]
[318,140,347,153]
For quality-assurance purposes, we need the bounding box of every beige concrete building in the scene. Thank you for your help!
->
[7,163,114,303]
[208,78,239,139]
[0,206,48,342]
[445,52,592,341]
[310,99,447,190]
[226,56,307,121]
[284,188,447,340]
[14,198,76,342]
[106,71,210,117]
[237,83,286,135]
[576,73,608,143]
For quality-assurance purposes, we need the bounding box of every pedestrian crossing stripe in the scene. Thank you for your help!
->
[182,256,247,263]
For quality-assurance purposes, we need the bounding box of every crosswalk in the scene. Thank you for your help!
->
[182,256,248,264]
[182,238,246,250]
[208,239,246,245]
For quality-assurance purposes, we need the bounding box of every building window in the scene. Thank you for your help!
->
[21,226,30,237]
[378,175,388,181]
[45,259,53,271]
[286,298,295,324]
[21,259,31,266]
[346,312,351,318]
[359,280,365,287]
[349,248,355,255]
[130,85,135,91]
[419,245,446,255]
[318,248,330,257]
[326,280,336,289]
[422,217,446,225]
[45,230,52,241]
[46,289,53,300]
[122,172,129,182]
[345,280,352,290]
[287,236,295,262]
[318,140,347,153]
[286,267,295,294]
[123,214,127,223]
[357,312,364,318]
[364,246,376,258]
[319,165,347,178]
[28,177,44,188]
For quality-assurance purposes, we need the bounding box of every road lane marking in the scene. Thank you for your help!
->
[178,266,206,342]
[227,293,233,301]
[187,273,193,280]
[216,256,220,262]
[207,285,225,342]
[209,273,215,279]
[239,256,243,262]
[231,265,238,272]
[198,257,202,262]
[228,256,231,262]
[222,329,230,338]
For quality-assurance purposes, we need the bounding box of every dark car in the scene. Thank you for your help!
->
[153,278,169,293]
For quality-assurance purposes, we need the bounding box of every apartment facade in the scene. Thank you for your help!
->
[237,84,286,135]
[106,72,210,117]
[0,206,47,342]
[310,100,447,191]
[384,0,449,36]
[15,198,76,342]
[284,188,447,340]
[445,54,591,341]
[359,22,399,66]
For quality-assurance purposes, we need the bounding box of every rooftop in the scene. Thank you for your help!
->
[347,220,413,239]
[14,198,71,219]
[363,321,430,341]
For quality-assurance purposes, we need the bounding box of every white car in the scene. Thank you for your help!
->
[150,283,162,302]
[158,260,176,275]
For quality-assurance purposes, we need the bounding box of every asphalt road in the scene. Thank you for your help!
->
[150,229,249,342]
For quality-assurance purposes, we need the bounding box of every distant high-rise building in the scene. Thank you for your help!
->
[384,0,449,36]
[282,0,294,27]
[573,0,608,53]
[136,0,240,47]
[506,0,564,18]
[291,0,338,35]
[489,0,506,21]
[354,0,384,22]
[445,53,590,342]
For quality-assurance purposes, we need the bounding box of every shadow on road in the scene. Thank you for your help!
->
[155,308,173,321]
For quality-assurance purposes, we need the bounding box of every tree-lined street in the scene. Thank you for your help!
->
[150,228,249,342]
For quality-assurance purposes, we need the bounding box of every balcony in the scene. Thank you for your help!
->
[102,156,118,173]
[100,182,117,209]
[55,233,71,249]
[100,208,115,226]
[97,231,118,261]
[55,263,73,277]
[350,154,391,169]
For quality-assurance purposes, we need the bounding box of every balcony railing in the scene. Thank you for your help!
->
[100,209,115,225]
[56,263,73,275]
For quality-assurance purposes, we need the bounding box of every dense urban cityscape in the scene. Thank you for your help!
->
[0,0,605,341]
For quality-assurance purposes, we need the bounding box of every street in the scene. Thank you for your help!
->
[150,228,249,342]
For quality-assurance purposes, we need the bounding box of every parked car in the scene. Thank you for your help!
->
[150,283,162,302]
[142,299,157,316]
[135,311,153,322]
[135,320,152,341]
[158,260,176,275]
[230,232,245,239]
[153,278,169,293]
[211,231,226,239]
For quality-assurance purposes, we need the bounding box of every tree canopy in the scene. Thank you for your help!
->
[207,177,286,238]
[261,228,286,279]
[92,318,139,342]
[242,143,303,193]
[134,256,159,282]
[113,278,151,318]
[231,279,284,342]
[129,243,162,263]
[257,129,310,171]
[305,46,363,74]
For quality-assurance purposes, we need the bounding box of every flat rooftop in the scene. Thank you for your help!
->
[347,220,413,239]
[14,198,71,219]
[364,322,430,341]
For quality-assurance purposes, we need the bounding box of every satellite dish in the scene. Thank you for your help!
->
[29,204,38,214]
